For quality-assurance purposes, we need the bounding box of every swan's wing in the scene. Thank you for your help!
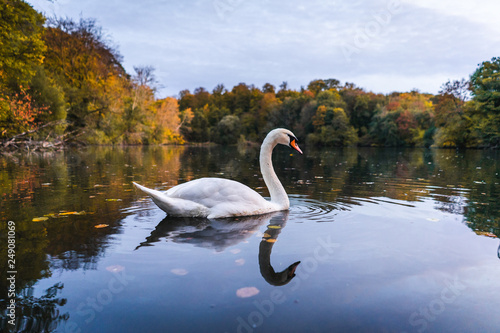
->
[166,178,277,218]
[166,178,268,207]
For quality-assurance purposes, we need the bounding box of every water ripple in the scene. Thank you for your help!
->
[290,195,347,222]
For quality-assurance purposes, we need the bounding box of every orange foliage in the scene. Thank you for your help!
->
[0,86,49,137]
[386,101,400,111]
[303,90,315,99]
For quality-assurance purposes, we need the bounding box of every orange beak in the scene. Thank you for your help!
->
[290,139,303,154]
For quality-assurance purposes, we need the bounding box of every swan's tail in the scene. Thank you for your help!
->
[133,182,209,217]
[133,182,165,199]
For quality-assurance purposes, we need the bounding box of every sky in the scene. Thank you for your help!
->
[28,0,500,98]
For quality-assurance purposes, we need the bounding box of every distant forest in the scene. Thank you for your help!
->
[1,1,499,149]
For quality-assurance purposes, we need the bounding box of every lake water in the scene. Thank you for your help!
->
[1,145,499,333]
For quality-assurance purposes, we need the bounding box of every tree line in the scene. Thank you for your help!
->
[1,1,499,149]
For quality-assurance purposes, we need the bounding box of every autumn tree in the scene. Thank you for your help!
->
[147,97,183,144]
[0,0,49,137]
[432,79,470,148]
[43,17,128,131]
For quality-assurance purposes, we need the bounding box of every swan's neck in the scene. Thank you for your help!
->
[260,136,289,209]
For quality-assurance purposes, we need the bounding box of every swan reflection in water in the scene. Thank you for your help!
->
[135,211,300,286]
[259,211,301,286]
[498,243,500,259]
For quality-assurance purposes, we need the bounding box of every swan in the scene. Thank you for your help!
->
[133,128,302,218]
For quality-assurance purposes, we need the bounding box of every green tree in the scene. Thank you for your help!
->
[433,87,469,148]
[0,0,48,138]
[214,115,241,144]
[262,83,276,94]
[307,79,327,96]
[469,57,500,147]
[0,0,46,89]
[308,106,357,146]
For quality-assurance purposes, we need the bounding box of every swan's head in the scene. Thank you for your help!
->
[268,128,303,154]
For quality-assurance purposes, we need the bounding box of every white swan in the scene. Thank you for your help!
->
[133,128,302,218]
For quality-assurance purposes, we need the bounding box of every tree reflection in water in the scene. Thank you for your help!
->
[0,283,68,332]
[135,211,300,286]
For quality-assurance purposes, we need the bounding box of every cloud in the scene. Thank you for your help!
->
[28,0,499,96]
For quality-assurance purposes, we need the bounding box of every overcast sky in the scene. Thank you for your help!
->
[28,0,500,98]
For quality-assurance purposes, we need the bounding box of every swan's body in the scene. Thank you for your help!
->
[133,128,302,218]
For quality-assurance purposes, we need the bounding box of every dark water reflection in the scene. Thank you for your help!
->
[135,211,301,287]
[1,146,499,332]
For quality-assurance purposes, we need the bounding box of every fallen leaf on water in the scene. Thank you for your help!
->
[33,217,48,222]
[59,211,78,216]
[474,231,497,238]
[235,259,245,266]
[266,239,277,243]
[94,224,109,229]
[106,198,122,202]
[236,287,260,298]
[267,225,281,229]
[171,268,188,276]
[426,218,440,222]
[106,265,125,273]
[263,233,271,238]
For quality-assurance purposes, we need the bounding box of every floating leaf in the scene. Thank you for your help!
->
[236,287,260,298]
[474,231,497,238]
[235,259,245,266]
[94,224,109,229]
[171,268,188,276]
[263,233,271,238]
[266,239,277,243]
[33,217,48,222]
[106,198,122,202]
[268,225,281,229]
[59,211,78,216]
[426,218,440,222]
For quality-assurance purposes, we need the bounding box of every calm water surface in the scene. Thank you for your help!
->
[1,146,499,333]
